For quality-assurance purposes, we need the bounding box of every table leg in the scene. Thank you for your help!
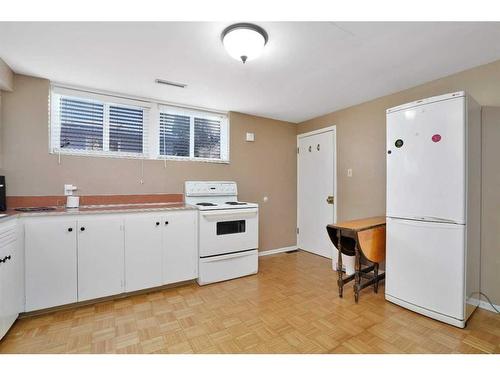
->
[354,246,361,303]
[337,229,343,298]
[374,263,379,293]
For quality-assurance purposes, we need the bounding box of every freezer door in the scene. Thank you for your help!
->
[387,96,466,223]
[386,218,465,320]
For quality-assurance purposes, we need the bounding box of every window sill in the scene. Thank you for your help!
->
[158,156,230,164]
[50,150,230,164]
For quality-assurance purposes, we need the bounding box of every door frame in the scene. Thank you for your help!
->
[297,125,338,250]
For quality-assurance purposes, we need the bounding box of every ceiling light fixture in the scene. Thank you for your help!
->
[221,23,268,64]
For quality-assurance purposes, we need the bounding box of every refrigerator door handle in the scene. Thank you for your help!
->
[389,216,462,225]
[417,216,461,224]
[388,218,462,229]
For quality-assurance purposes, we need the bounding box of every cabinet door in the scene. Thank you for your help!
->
[25,218,78,311]
[163,211,198,284]
[77,216,125,301]
[0,221,19,338]
[124,214,163,292]
[0,242,19,339]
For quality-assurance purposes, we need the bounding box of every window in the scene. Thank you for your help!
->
[51,87,149,157]
[159,113,190,157]
[158,106,229,162]
[59,97,104,151]
[50,86,229,163]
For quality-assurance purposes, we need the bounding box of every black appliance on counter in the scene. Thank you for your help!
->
[0,176,5,211]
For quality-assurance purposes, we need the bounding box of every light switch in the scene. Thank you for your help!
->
[347,168,353,177]
[246,132,255,142]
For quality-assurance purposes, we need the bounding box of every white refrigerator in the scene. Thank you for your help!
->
[385,91,481,328]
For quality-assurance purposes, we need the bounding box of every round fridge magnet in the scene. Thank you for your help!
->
[432,134,442,142]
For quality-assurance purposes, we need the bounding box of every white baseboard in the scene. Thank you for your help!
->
[469,298,500,314]
[259,246,298,257]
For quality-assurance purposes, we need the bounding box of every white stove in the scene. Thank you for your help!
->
[185,181,259,285]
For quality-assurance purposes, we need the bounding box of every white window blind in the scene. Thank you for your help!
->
[51,87,150,158]
[194,117,221,159]
[59,97,104,151]
[159,106,228,162]
[49,85,229,163]
[109,105,145,154]
[159,112,190,157]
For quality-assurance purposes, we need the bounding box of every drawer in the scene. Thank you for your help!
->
[198,249,258,285]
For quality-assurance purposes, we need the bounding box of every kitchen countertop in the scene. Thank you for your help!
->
[0,202,196,220]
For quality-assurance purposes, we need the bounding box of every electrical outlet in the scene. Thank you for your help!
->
[347,168,353,177]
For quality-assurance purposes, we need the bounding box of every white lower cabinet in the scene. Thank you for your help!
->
[77,216,125,302]
[25,218,78,311]
[163,211,198,284]
[22,209,198,313]
[0,219,23,340]
[124,214,163,292]
[124,210,198,291]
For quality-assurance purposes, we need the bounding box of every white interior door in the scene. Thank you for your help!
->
[297,129,336,259]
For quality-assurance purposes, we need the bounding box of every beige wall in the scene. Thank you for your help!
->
[0,74,297,252]
[298,59,500,305]
[0,58,14,91]
[480,107,500,308]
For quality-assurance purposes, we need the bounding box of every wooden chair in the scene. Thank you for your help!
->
[326,217,386,302]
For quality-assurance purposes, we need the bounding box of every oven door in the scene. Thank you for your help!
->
[199,208,259,257]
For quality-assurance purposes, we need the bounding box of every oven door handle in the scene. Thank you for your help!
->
[202,250,256,262]
[200,208,258,221]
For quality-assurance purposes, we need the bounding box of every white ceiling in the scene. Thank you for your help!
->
[1,22,500,123]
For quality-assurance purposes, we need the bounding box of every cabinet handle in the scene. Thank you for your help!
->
[68,227,73,232]
[80,227,85,231]
[0,255,10,263]
[165,221,169,225]
[156,222,160,226]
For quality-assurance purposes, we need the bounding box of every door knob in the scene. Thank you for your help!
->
[326,196,334,204]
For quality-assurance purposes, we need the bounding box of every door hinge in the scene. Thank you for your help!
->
[297,147,299,154]
[296,227,299,234]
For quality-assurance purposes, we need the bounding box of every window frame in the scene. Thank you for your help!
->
[49,85,230,163]
[157,105,230,164]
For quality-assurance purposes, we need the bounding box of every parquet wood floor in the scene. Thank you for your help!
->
[1,251,499,354]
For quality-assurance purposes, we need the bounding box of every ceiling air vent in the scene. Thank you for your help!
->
[155,79,187,88]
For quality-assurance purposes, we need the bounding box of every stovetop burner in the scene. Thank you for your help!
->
[196,202,217,207]
[225,202,247,205]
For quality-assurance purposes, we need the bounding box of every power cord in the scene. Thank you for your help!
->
[478,292,500,314]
